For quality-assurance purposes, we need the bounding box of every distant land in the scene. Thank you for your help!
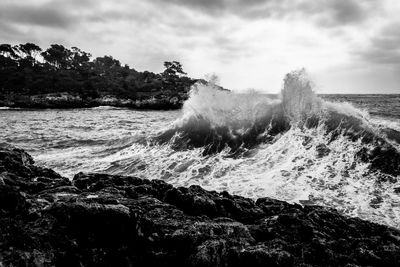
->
[0,43,218,109]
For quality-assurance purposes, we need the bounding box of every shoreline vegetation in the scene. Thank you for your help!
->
[0,43,218,109]
[1,144,400,266]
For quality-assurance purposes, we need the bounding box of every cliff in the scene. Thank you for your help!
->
[1,144,400,266]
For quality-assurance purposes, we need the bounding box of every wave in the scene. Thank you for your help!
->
[156,69,400,176]
[155,78,288,155]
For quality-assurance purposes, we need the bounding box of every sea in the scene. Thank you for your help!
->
[1,71,400,229]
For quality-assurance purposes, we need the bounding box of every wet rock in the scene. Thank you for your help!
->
[164,186,265,223]
[0,184,27,214]
[0,144,61,180]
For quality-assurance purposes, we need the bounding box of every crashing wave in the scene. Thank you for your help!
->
[156,69,400,176]
[155,77,289,154]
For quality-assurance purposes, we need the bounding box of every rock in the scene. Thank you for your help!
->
[0,144,70,194]
[164,186,265,223]
[0,184,27,214]
[0,145,400,266]
[231,245,294,267]
[2,92,186,110]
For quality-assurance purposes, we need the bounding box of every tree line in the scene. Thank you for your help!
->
[0,43,195,100]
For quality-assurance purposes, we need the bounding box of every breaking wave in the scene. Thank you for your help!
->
[156,69,400,176]
[148,69,400,228]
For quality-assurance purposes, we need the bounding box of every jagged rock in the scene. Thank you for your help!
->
[0,184,27,214]
[0,145,400,266]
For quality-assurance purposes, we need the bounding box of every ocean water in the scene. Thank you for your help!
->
[1,71,400,229]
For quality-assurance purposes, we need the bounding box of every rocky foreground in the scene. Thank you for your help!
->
[1,145,400,266]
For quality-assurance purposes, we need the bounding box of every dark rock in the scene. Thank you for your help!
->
[0,144,70,194]
[0,184,27,214]
[1,93,187,110]
[1,145,400,266]
[164,186,264,223]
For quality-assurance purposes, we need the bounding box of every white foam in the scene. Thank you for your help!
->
[178,83,280,128]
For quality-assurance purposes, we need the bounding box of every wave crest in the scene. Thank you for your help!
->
[156,81,288,154]
[155,69,400,176]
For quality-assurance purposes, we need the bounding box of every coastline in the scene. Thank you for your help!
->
[0,92,188,110]
[1,144,400,266]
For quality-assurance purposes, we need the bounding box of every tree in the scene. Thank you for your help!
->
[16,43,42,67]
[0,43,196,103]
[93,56,120,69]
[163,61,187,78]
[71,47,91,69]
[0,44,18,59]
[19,43,42,59]
[41,44,72,69]
[0,44,19,70]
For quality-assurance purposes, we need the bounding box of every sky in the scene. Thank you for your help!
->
[0,0,399,94]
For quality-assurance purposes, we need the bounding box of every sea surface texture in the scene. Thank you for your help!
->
[1,71,400,228]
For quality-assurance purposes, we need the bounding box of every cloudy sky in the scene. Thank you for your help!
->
[1,0,399,93]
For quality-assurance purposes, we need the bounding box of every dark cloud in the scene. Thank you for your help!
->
[0,21,22,35]
[0,0,377,42]
[152,0,274,18]
[357,22,400,66]
[0,3,76,28]
[168,0,226,12]
[151,0,377,28]
[327,0,366,23]
[312,0,376,27]
[0,0,383,41]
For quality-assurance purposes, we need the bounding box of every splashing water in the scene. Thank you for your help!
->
[150,69,400,228]
[180,83,279,127]
[1,69,400,229]
[281,69,323,122]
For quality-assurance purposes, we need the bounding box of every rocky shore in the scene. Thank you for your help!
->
[1,144,400,266]
[0,92,187,110]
